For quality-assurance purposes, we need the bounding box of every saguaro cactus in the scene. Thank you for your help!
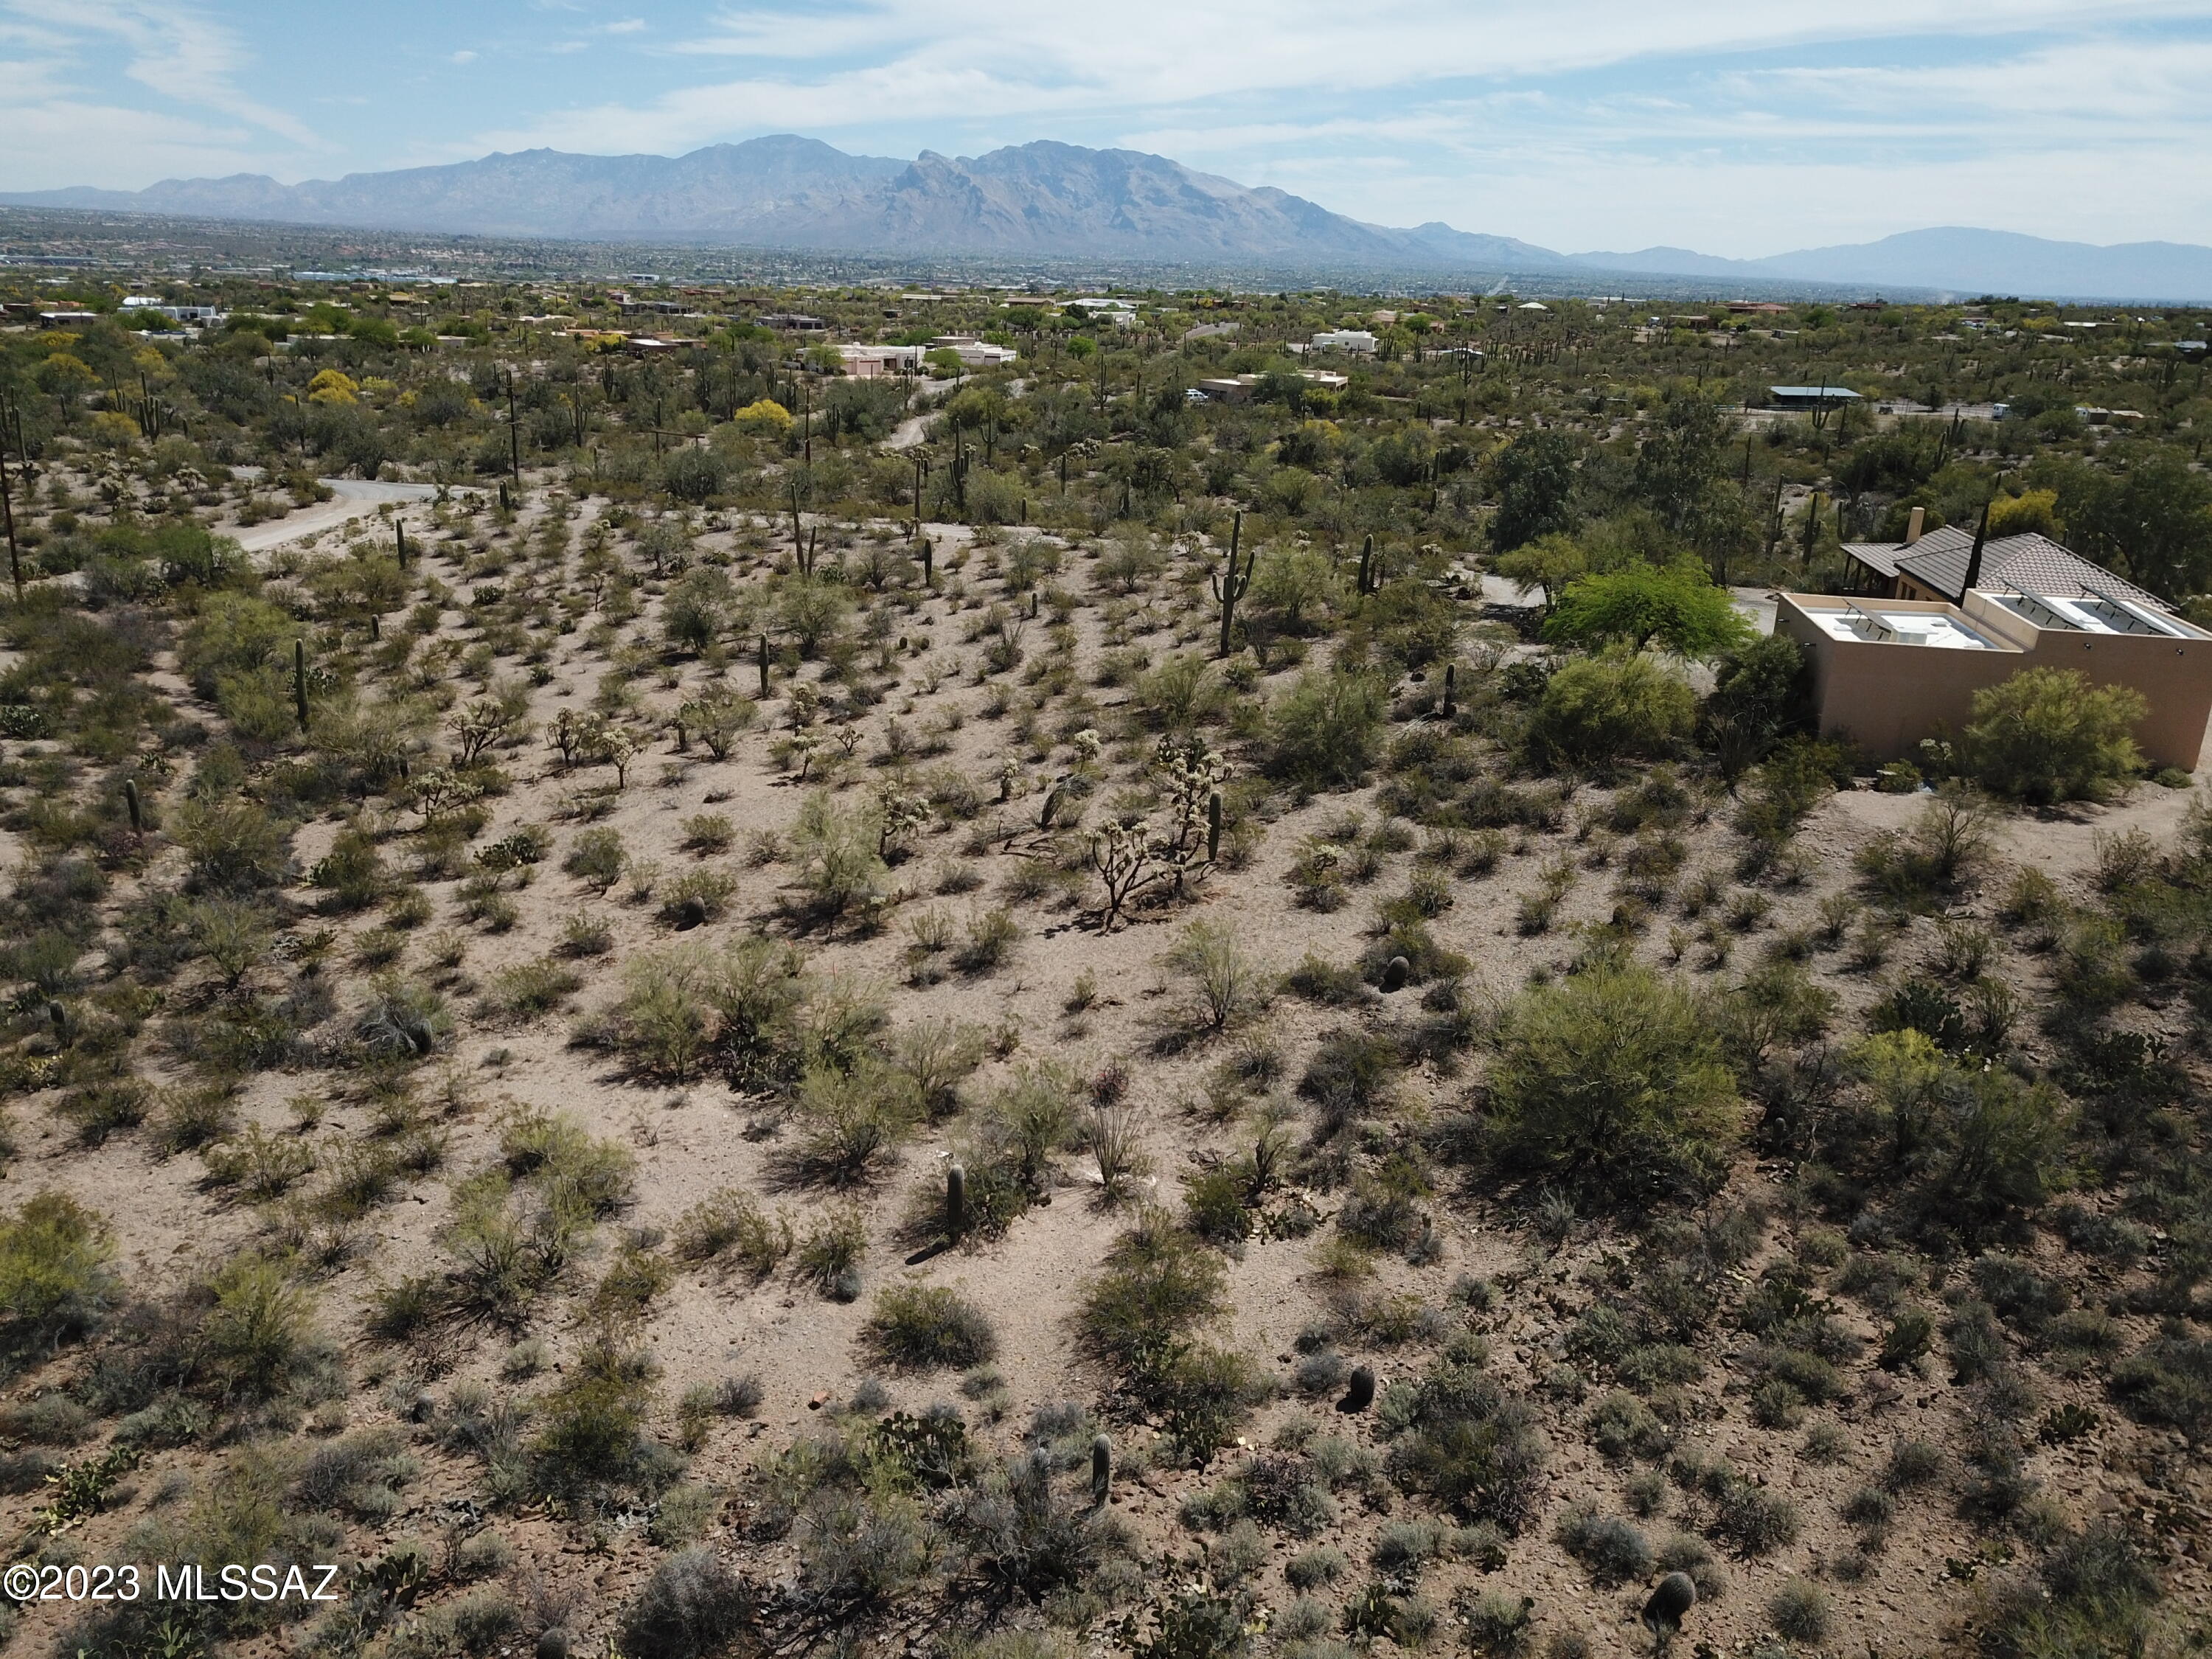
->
[946,1163,967,1242]
[293,639,310,731]
[1091,1433,1113,1506]
[1441,663,1458,719]
[1357,533,1374,595]
[122,779,142,834]
[1209,510,1254,658]
[394,518,408,568]
[1206,790,1222,864]
[758,633,771,697]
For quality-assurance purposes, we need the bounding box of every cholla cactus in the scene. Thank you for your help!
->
[1071,727,1104,763]
[788,681,821,730]
[789,731,822,782]
[875,787,931,860]
[997,757,1026,802]
[1155,734,1230,882]
[1088,813,1162,930]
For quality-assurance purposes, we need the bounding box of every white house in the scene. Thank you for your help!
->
[930,336,1018,368]
[1310,329,1377,354]
[1068,297,1138,327]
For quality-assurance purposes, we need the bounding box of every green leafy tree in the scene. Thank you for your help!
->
[1492,532,1587,612]
[1486,431,1582,552]
[1543,564,1752,658]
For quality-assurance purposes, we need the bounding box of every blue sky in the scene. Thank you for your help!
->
[3,0,2210,256]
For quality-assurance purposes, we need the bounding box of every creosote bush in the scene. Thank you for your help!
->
[1484,964,1742,1203]
[860,1283,998,1371]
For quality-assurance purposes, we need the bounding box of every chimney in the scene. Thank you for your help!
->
[1905,506,1925,546]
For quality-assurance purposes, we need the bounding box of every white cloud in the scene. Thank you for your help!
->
[451,48,478,63]
[0,0,322,178]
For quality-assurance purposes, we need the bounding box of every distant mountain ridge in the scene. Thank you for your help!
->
[1576,227,2212,302]
[8,137,2212,301]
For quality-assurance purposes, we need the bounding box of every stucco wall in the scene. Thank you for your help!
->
[1777,594,2212,769]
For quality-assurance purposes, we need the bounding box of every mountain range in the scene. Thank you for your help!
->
[7,136,2211,303]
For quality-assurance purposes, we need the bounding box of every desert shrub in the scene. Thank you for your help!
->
[1709,1478,1799,1556]
[959,1448,1112,1604]
[1338,1155,1433,1253]
[1848,1031,2073,1240]
[310,824,386,911]
[358,975,451,1060]
[2110,1337,2212,1444]
[1167,919,1270,1032]
[1854,791,1991,910]
[1553,1505,1652,1585]
[563,826,627,891]
[1964,667,2145,804]
[1732,738,1851,844]
[1078,1212,1227,1367]
[861,1284,998,1371]
[55,1079,150,1147]
[484,959,584,1019]
[1299,1028,1402,1133]
[790,1060,920,1186]
[619,1546,754,1659]
[1269,668,1389,790]
[1767,1579,1831,1643]
[794,1206,869,1299]
[170,796,291,891]
[0,1193,116,1368]
[790,790,891,920]
[1382,1354,1549,1533]
[1585,1390,1671,1461]
[659,868,738,928]
[1287,1546,1350,1591]
[1485,965,1740,1203]
[674,1189,791,1277]
[1526,649,1694,772]
[196,1255,319,1399]
[293,1427,416,1518]
[1980,1525,2162,1659]
[533,1337,662,1494]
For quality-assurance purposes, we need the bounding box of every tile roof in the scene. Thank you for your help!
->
[1847,526,2167,610]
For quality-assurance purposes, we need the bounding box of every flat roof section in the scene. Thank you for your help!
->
[1798,602,2004,650]
[1989,588,2205,640]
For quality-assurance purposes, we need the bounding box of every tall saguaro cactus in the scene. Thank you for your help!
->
[293,639,310,731]
[1209,510,1254,658]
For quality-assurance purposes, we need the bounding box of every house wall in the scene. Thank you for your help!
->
[1776,594,2212,769]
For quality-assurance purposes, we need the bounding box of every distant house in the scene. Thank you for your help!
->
[1193,370,1348,404]
[1767,384,1863,411]
[1069,298,1138,327]
[838,344,923,379]
[759,313,827,332]
[1310,329,1377,355]
[928,336,1017,369]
